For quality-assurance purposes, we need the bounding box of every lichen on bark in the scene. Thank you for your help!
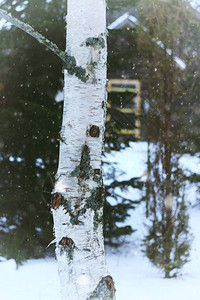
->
[0,8,89,82]
[62,197,85,225]
[70,143,104,229]
[87,187,104,211]
[71,144,93,182]
[85,36,105,49]
[62,54,89,82]
[88,276,116,300]
[87,186,104,229]
[59,237,76,260]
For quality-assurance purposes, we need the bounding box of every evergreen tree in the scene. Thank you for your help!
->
[0,1,117,298]
[0,0,65,263]
[135,0,197,277]
[0,0,141,263]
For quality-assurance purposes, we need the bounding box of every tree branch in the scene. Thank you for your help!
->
[0,9,88,82]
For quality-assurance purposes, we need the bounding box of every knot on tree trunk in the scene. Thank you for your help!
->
[52,193,63,209]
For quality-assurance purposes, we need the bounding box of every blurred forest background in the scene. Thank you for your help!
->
[0,0,199,278]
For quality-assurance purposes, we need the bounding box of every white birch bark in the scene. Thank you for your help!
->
[0,2,115,299]
[52,0,116,299]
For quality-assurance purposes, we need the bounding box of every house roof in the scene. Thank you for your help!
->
[107,12,186,70]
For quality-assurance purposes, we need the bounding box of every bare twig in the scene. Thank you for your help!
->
[0,9,88,82]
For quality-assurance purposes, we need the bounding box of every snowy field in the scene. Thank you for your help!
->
[0,142,199,300]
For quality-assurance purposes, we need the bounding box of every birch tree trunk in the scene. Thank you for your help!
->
[0,1,115,298]
[52,0,116,299]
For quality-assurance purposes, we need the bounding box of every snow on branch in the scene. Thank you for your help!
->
[0,9,88,82]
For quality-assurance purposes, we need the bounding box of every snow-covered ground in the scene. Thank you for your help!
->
[0,142,199,300]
